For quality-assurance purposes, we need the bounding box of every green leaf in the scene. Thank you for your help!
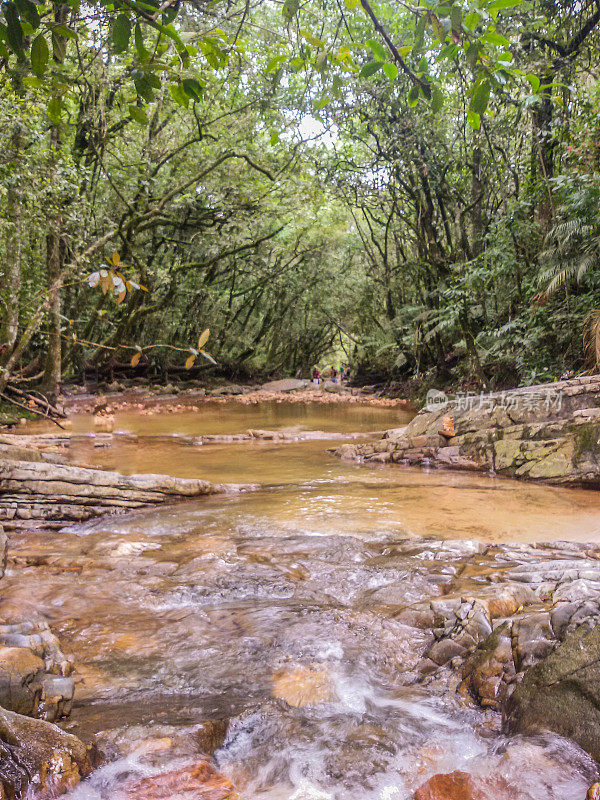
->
[3,2,24,58]
[487,0,522,18]
[50,24,78,40]
[128,103,148,125]
[429,12,445,40]
[282,0,299,21]
[162,0,179,24]
[301,28,324,48]
[526,73,540,93]
[344,0,360,9]
[134,23,149,62]
[182,77,203,101]
[112,13,131,54]
[134,72,154,101]
[315,49,328,71]
[314,95,330,110]
[483,31,509,48]
[47,96,61,124]
[450,5,462,31]
[470,79,490,115]
[14,0,38,29]
[465,42,481,67]
[30,32,48,76]
[359,60,382,78]
[367,38,388,62]
[467,108,481,129]
[270,130,279,145]
[266,54,285,73]
[431,84,444,112]
[463,11,481,30]
[169,82,189,106]
[382,61,398,80]
[407,84,420,107]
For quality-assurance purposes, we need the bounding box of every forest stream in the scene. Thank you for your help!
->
[9,400,600,799]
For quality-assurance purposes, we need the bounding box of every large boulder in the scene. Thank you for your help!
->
[504,624,600,760]
[259,379,307,393]
[0,704,90,797]
[0,646,46,717]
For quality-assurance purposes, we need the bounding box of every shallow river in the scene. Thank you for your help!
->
[11,401,600,798]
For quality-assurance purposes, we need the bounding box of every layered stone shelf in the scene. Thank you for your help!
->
[334,375,600,486]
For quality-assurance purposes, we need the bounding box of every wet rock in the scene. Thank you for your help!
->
[512,611,555,672]
[427,638,467,666]
[413,770,514,799]
[414,772,475,799]
[195,720,229,755]
[0,646,45,716]
[460,622,516,711]
[0,704,90,798]
[272,665,336,707]
[323,380,349,394]
[207,384,246,396]
[259,379,307,393]
[122,761,240,799]
[504,624,600,760]
[0,459,235,530]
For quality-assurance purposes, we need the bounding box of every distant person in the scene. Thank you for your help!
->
[342,364,351,382]
[331,366,338,384]
[312,367,321,385]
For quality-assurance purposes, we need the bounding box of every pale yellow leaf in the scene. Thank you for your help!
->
[131,352,141,367]
[185,354,196,370]
[198,328,210,349]
[116,289,127,305]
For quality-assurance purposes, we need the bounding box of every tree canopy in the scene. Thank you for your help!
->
[2,0,600,401]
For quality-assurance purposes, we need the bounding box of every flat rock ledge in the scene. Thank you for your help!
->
[333,374,600,486]
[0,439,246,530]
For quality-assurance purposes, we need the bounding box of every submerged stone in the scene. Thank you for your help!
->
[122,761,240,799]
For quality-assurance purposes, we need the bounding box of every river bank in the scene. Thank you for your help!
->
[334,374,600,488]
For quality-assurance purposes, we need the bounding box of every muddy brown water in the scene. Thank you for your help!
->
[10,402,600,798]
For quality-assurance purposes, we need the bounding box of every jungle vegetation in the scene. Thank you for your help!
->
[1,0,600,401]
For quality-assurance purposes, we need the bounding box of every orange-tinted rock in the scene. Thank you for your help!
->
[413,771,516,800]
[414,772,477,800]
[587,783,600,800]
[272,665,336,707]
[122,761,239,799]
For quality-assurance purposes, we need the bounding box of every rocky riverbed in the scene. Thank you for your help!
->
[2,394,600,798]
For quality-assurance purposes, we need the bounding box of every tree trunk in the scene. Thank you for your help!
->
[471,140,483,256]
[1,125,23,359]
[41,212,63,401]
[532,72,555,226]
[40,4,69,401]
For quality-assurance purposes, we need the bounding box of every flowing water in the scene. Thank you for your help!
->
[11,401,600,798]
